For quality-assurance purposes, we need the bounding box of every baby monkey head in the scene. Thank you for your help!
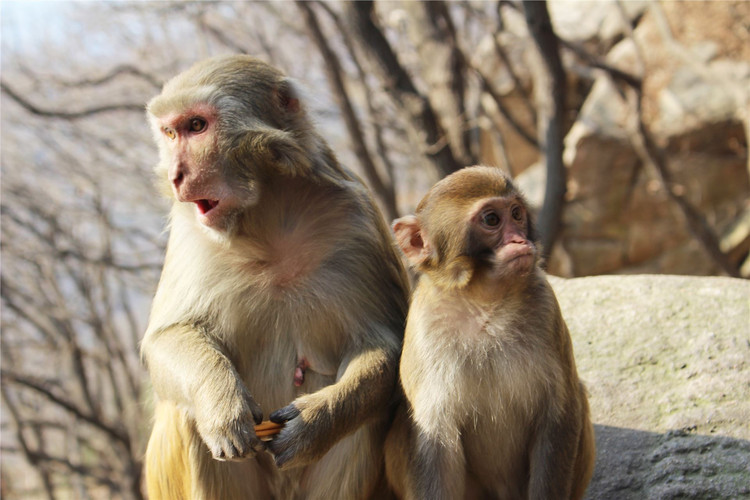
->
[393,166,539,290]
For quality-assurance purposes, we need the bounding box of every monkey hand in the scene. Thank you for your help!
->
[266,396,336,469]
[194,382,265,462]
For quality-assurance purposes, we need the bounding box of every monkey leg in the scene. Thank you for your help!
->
[409,427,467,500]
[297,420,391,500]
[145,402,277,500]
[384,404,411,497]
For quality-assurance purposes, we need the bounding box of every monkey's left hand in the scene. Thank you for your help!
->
[266,397,335,469]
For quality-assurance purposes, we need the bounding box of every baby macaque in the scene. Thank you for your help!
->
[385,166,594,499]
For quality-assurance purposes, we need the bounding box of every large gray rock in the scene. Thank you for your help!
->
[550,274,750,499]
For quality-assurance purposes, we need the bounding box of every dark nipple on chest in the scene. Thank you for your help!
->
[294,357,310,387]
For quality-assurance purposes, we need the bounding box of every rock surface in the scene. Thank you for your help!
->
[512,1,750,278]
[550,274,750,499]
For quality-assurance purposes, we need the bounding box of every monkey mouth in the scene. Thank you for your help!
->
[195,199,219,215]
[497,243,535,266]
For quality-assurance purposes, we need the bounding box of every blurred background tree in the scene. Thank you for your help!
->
[1,1,748,498]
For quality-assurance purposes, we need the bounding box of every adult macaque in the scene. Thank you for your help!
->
[141,55,409,499]
[385,166,595,499]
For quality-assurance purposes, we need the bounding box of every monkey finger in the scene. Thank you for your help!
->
[212,445,232,461]
[245,399,264,425]
[225,442,256,462]
[229,438,251,460]
[269,404,300,424]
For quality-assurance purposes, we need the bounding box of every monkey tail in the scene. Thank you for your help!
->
[145,402,193,500]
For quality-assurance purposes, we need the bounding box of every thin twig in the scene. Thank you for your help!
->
[1,81,144,119]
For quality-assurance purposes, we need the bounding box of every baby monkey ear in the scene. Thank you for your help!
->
[275,78,302,116]
[392,215,432,268]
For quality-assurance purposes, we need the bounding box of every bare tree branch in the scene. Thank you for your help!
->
[56,64,162,89]
[404,1,476,167]
[1,81,144,118]
[198,13,249,55]
[297,1,398,221]
[558,37,642,90]
[1,370,130,448]
[475,67,540,150]
[345,0,462,177]
[314,1,401,212]
[614,3,742,278]
[1,386,56,500]
[624,91,741,278]
[523,0,568,262]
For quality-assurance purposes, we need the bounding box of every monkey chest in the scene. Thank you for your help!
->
[232,290,342,396]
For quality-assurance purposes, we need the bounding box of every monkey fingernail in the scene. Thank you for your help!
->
[269,405,300,423]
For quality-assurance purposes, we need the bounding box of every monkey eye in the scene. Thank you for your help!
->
[163,128,176,140]
[511,205,524,222]
[480,211,501,228]
[189,117,207,133]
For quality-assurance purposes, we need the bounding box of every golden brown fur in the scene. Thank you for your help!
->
[141,55,408,499]
[385,166,595,499]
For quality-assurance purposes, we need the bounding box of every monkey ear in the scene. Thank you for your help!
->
[275,79,302,117]
[264,130,313,177]
[392,215,431,267]
[233,130,312,178]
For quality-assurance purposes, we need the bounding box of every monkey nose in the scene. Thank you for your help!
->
[169,164,185,190]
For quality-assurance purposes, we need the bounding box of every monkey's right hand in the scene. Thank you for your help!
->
[194,381,265,462]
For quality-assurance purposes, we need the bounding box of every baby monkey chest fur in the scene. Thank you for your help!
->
[406,287,556,425]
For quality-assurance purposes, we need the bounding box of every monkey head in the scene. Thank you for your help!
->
[147,55,314,233]
[392,166,538,289]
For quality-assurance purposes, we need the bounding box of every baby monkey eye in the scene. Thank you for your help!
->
[163,128,176,140]
[481,211,501,228]
[189,117,207,133]
[511,205,523,221]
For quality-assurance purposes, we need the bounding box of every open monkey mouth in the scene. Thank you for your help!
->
[195,199,219,215]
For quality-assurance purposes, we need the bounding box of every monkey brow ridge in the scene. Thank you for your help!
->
[419,172,513,214]
[147,86,219,118]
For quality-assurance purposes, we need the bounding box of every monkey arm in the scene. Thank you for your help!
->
[142,324,240,408]
[141,323,265,461]
[528,384,584,499]
[267,323,401,468]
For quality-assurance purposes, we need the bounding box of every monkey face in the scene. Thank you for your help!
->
[467,196,537,279]
[149,100,263,233]
[147,56,313,235]
[394,166,539,290]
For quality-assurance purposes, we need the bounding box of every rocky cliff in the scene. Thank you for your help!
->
[506,1,750,278]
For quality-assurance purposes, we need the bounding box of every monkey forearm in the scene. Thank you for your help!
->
[267,334,400,468]
[302,341,398,428]
[142,324,243,409]
[335,342,398,416]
